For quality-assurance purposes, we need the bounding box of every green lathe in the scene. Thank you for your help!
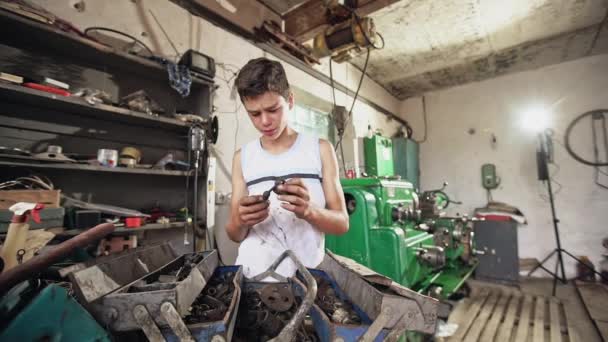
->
[326,134,477,299]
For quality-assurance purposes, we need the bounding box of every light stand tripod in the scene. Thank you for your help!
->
[527,130,607,296]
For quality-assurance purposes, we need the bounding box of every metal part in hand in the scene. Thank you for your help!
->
[262,179,286,201]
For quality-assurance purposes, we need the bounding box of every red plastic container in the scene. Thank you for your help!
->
[125,217,143,228]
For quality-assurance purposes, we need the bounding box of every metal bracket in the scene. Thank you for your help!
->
[160,302,195,342]
[133,304,166,342]
[359,306,397,342]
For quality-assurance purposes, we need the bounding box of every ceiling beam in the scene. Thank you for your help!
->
[171,0,281,37]
[283,0,400,42]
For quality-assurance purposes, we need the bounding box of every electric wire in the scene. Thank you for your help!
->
[416,95,428,143]
[84,27,154,57]
[334,47,371,153]
[329,57,348,174]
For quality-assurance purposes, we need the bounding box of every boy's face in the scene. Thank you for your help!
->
[242,91,294,140]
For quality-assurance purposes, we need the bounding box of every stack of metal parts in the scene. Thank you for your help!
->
[185,270,236,324]
[234,282,316,342]
[313,274,361,325]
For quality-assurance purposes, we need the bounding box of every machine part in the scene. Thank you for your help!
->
[206,157,217,250]
[392,138,420,190]
[312,16,377,62]
[190,124,207,252]
[332,105,348,135]
[120,90,165,115]
[345,193,356,215]
[0,223,115,294]
[313,274,361,325]
[0,283,111,342]
[256,20,320,66]
[433,228,451,248]
[120,147,142,162]
[262,179,286,201]
[481,163,500,190]
[208,116,219,144]
[97,149,118,167]
[184,270,236,324]
[417,246,446,268]
[260,283,295,312]
[16,249,25,264]
[33,145,76,163]
[118,157,137,167]
[363,134,395,177]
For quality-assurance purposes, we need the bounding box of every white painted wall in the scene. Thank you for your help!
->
[401,54,608,278]
[30,0,403,263]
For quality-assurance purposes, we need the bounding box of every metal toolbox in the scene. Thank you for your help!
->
[68,243,178,303]
[312,251,439,341]
[88,250,218,332]
[306,269,390,342]
[162,265,244,342]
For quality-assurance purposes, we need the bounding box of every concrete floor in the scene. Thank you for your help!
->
[463,277,603,342]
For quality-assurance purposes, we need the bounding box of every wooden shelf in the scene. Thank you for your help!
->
[0,9,214,86]
[0,82,193,131]
[0,160,192,176]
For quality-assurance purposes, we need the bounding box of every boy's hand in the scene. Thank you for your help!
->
[238,195,270,227]
[277,178,313,220]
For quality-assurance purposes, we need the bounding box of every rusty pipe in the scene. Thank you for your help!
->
[0,222,115,294]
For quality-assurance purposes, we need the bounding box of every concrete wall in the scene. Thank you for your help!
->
[31,0,404,263]
[401,54,608,277]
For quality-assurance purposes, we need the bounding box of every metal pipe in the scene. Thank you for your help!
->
[0,222,115,294]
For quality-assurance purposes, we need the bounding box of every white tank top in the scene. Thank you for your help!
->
[236,132,326,280]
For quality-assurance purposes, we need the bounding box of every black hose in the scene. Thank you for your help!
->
[564,109,608,166]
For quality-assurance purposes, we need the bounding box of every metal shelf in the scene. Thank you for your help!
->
[0,160,192,176]
[0,82,192,131]
[113,221,188,233]
[50,222,189,236]
[0,9,214,86]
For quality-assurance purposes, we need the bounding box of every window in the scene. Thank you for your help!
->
[289,104,334,143]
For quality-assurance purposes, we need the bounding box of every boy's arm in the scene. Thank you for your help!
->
[226,150,270,242]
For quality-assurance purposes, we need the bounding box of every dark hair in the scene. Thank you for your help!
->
[235,57,290,100]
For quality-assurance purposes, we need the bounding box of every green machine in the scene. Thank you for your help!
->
[327,134,477,299]
[393,137,420,190]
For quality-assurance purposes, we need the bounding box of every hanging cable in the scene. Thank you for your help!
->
[416,95,428,143]
[334,47,371,152]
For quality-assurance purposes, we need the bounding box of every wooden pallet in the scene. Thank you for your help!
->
[575,281,608,341]
[446,287,576,342]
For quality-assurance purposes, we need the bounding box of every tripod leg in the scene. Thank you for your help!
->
[552,256,560,296]
[561,249,608,283]
[528,249,558,276]
[557,249,567,284]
